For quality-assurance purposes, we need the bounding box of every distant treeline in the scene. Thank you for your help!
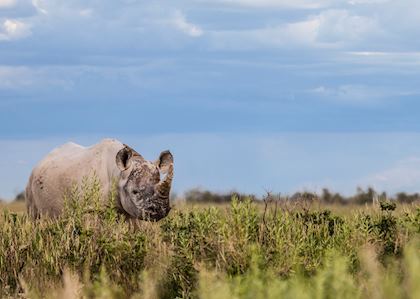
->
[184,187,420,205]
[13,187,420,205]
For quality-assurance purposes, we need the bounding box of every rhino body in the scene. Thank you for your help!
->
[25,138,173,220]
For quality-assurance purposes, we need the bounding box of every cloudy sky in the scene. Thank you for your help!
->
[1,0,420,199]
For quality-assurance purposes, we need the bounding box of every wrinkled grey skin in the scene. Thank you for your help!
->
[25,139,173,221]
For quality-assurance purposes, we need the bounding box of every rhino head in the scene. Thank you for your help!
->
[115,145,173,221]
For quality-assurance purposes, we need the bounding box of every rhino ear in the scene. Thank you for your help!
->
[116,146,133,171]
[156,150,173,174]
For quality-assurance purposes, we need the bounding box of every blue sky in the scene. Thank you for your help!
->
[1,0,420,199]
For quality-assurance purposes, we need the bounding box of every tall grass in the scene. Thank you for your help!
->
[0,182,419,298]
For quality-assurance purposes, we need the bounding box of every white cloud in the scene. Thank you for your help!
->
[0,19,31,40]
[349,51,391,56]
[316,9,379,45]
[0,0,16,8]
[310,83,420,105]
[79,8,93,17]
[0,0,417,53]
[209,9,379,50]
[346,51,420,66]
[196,0,335,9]
[310,84,384,104]
[171,10,203,37]
[362,157,420,193]
[0,66,37,89]
[208,18,319,50]
[348,0,390,4]
[282,18,320,45]
[0,66,74,90]
[32,0,48,14]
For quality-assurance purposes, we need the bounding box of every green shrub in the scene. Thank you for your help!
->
[0,183,419,298]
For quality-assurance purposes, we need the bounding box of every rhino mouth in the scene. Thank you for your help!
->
[138,204,171,221]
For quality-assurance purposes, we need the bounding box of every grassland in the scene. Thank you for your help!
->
[0,186,419,298]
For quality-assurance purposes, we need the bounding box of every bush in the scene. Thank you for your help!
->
[184,188,256,204]
[0,182,419,298]
[14,191,25,202]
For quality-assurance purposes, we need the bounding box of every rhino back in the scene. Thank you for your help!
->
[26,139,124,218]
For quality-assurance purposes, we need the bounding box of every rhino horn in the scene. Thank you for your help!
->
[155,163,173,201]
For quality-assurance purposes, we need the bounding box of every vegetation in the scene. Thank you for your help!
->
[184,188,256,204]
[14,191,25,202]
[0,183,419,298]
[183,187,420,205]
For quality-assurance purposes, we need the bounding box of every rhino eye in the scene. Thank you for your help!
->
[132,190,139,195]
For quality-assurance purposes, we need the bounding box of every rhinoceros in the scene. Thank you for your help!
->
[25,139,173,221]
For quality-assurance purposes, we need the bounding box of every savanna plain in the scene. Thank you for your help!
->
[0,182,419,299]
